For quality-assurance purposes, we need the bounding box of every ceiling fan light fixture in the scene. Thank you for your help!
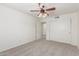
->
[43,13,48,17]
[38,13,48,18]
[38,13,42,17]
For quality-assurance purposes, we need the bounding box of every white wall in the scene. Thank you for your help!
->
[0,5,42,52]
[45,12,79,47]
[76,12,79,48]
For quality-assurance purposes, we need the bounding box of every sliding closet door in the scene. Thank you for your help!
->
[49,16,72,44]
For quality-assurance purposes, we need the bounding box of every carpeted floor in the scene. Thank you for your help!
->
[0,39,79,56]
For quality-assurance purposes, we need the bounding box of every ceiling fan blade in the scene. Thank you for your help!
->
[30,10,39,12]
[46,7,56,11]
[38,3,42,9]
[38,3,41,6]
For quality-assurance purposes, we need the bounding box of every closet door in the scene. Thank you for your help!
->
[49,16,72,44]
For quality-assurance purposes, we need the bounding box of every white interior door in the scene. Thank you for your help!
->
[49,16,72,44]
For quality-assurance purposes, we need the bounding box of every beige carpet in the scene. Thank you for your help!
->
[0,39,79,56]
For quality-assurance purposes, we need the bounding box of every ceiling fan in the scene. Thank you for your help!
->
[30,3,56,17]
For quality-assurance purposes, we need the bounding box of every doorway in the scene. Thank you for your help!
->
[42,22,47,40]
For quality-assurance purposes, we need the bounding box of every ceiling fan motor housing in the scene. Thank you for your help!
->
[40,9,45,13]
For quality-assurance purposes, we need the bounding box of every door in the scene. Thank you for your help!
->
[49,16,72,44]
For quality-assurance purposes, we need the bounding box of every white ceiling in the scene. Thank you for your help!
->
[1,3,79,17]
